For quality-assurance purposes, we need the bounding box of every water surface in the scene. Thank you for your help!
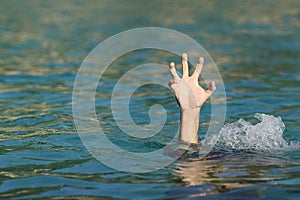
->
[0,0,299,199]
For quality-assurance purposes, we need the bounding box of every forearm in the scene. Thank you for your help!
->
[180,108,200,144]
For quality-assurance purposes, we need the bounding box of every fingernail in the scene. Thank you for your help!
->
[199,57,204,63]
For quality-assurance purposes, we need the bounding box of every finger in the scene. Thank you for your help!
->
[192,57,204,79]
[168,79,177,90]
[168,79,176,85]
[182,53,188,78]
[205,81,216,95]
[169,62,180,80]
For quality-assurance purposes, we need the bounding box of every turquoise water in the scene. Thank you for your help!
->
[1,0,300,199]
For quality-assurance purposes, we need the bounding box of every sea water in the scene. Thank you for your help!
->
[217,113,299,151]
[1,0,299,199]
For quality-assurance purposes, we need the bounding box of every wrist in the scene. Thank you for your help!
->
[180,107,200,144]
[180,107,201,114]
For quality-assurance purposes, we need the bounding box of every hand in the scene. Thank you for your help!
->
[168,53,216,111]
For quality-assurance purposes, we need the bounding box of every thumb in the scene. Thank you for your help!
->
[206,81,216,95]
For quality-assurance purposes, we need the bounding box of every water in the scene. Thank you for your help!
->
[1,0,300,199]
[217,113,298,151]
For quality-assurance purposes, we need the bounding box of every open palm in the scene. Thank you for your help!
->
[168,53,216,111]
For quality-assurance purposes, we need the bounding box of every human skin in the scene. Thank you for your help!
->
[168,53,216,144]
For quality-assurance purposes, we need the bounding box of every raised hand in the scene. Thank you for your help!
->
[168,53,216,144]
[168,53,216,111]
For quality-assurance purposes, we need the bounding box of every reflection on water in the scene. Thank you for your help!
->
[172,151,299,199]
[1,0,300,199]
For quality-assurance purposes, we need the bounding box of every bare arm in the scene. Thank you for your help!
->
[168,53,216,144]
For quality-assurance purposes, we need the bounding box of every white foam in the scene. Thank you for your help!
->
[216,113,298,151]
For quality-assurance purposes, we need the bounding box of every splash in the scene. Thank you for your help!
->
[216,113,298,151]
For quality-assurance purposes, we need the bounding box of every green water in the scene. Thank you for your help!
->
[1,0,299,199]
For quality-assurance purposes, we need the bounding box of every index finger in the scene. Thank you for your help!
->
[169,62,180,80]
